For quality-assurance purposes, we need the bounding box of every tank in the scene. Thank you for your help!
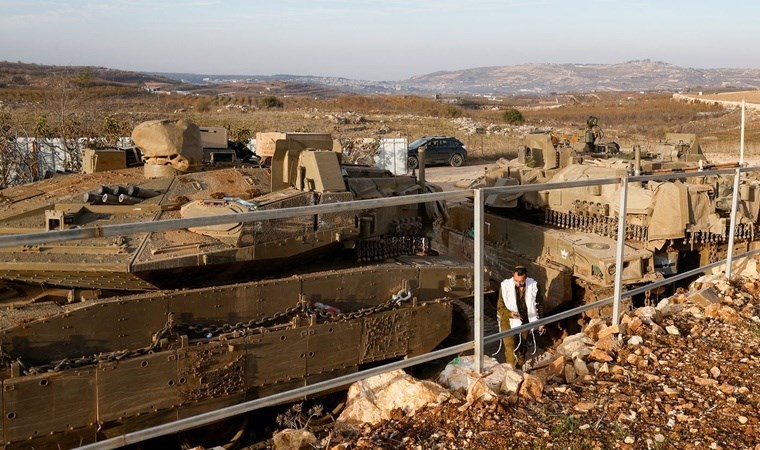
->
[0,119,476,448]
[436,130,758,316]
[0,120,435,292]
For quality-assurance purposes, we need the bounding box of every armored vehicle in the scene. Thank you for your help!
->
[0,119,476,448]
[436,130,757,317]
[0,120,435,292]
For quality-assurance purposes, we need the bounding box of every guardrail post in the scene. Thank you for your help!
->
[612,177,629,326]
[473,189,485,373]
[725,167,742,280]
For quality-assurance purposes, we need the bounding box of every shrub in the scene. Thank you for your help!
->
[260,96,283,109]
[502,108,525,124]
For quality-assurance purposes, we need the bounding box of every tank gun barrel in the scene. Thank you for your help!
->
[641,161,739,175]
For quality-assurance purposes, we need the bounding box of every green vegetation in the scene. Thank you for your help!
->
[260,96,284,108]
[502,107,525,124]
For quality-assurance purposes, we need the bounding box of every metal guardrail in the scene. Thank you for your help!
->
[2,164,750,449]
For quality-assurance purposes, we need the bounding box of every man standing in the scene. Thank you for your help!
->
[497,265,545,368]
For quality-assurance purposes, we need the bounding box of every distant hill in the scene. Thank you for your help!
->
[5,60,760,96]
[402,60,760,94]
[154,61,760,96]
[0,61,178,87]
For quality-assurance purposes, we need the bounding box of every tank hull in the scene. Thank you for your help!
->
[0,256,471,448]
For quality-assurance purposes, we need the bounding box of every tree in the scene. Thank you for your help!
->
[502,108,525,124]
[233,126,253,142]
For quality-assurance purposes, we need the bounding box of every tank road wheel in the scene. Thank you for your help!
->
[407,155,419,170]
[449,153,464,167]
[178,414,249,450]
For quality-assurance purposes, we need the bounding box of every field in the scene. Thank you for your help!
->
[1,63,760,161]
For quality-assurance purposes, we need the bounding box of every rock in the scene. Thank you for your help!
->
[466,376,497,404]
[740,303,755,318]
[518,373,544,400]
[556,333,593,359]
[610,365,626,375]
[704,303,722,319]
[574,401,595,412]
[583,319,606,340]
[738,416,748,424]
[546,355,567,378]
[663,386,678,397]
[564,363,577,383]
[665,325,681,336]
[718,306,740,323]
[624,436,635,444]
[595,335,621,353]
[627,317,644,333]
[688,286,720,307]
[654,433,666,443]
[695,376,718,386]
[710,367,721,378]
[687,306,704,318]
[598,362,610,373]
[589,348,614,362]
[338,369,449,425]
[273,429,317,450]
[438,355,505,395]
[627,335,644,346]
[598,323,626,340]
[501,368,523,394]
[634,306,662,324]
[658,302,684,317]
[573,358,590,376]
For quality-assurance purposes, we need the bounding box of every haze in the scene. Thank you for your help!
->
[0,0,758,81]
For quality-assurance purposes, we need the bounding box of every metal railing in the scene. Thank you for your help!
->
[2,166,756,449]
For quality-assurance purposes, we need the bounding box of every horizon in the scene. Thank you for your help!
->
[1,1,759,81]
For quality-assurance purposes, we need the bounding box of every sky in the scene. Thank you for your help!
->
[0,0,758,81]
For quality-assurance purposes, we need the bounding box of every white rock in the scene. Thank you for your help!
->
[710,366,721,378]
[738,416,748,424]
[556,333,593,359]
[654,433,666,443]
[501,367,524,394]
[573,358,590,376]
[438,355,510,395]
[665,325,680,336]
[627,335,644,346]
[635,306,661,324]
[624,436,635,444]
[338,369,449,425]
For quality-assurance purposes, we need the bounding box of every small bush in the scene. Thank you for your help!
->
[502,108,525,124]
[260,96,283,109]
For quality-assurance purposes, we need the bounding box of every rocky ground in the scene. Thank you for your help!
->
[274,275,760,450]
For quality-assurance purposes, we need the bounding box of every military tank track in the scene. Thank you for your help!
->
[15,290,414,377]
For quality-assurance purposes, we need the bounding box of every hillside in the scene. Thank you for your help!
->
[0,61,177,87]
[403,60,760,95]
[152,61,760,96]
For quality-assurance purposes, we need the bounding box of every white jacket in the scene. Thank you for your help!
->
[500,277,539,329]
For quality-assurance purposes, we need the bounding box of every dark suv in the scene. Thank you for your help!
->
[407,136,467,169]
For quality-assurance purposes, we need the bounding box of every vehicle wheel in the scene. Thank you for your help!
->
[407,155,419,170]
[449,153,464,167]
